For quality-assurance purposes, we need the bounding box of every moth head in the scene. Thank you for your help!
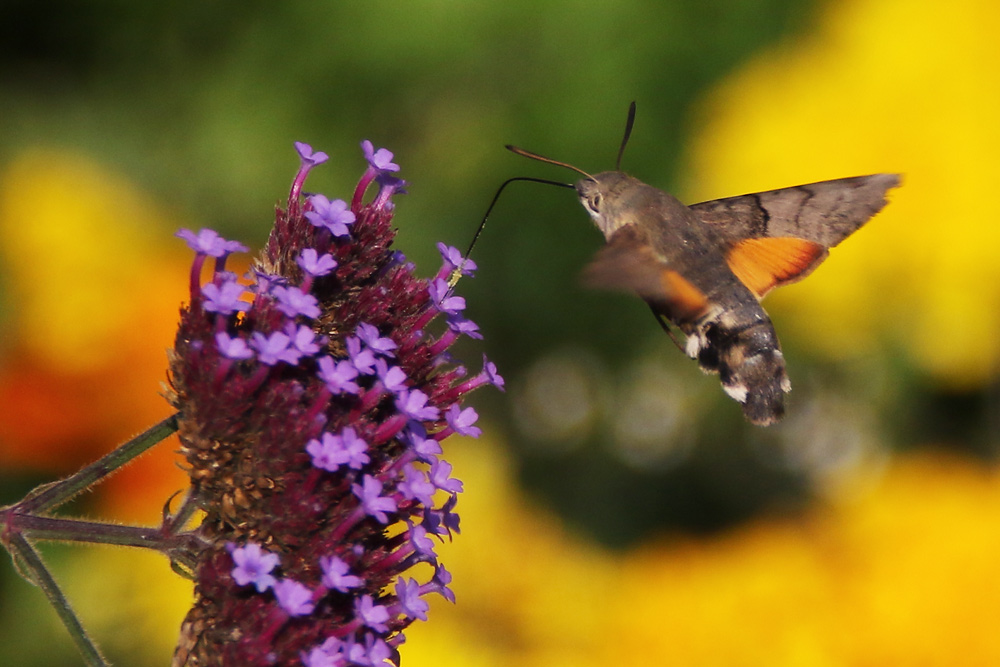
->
[576,171,640,238]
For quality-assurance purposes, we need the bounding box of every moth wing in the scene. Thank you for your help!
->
[581,225,711,322]
[689,174,901,298]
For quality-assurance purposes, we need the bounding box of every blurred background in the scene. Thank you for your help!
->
[2,0,1000,664]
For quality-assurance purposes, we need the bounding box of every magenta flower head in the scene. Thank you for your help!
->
[168,141,500,666]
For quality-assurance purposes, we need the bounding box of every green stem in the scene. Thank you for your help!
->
[6,534,109,667]
[4,513,184,550]
[18,413,179,514]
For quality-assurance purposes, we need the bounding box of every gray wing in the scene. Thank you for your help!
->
[689,174,901,248]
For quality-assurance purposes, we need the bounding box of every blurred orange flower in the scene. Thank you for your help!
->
[0,149,194,519]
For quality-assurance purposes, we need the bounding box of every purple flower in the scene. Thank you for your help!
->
[297,248,338,277]
[338,427,371,470]
[361,140,400,173]
[302,637,344,667]
[317,355,360,394]
[347,634,392,667]
[398,464,435,506]
[404,425,443,460]
[445,404,481,438]
[447,315,482,340]
[253,270,286,295]
[481,354,505,390]
[395,389,440,422]
[228,543,279,593]
[295,141,329,167]
[395,577,430,622]
[408,523,437,559]
[431,564,456,603]
[215,332,254,361]
[273,285,321,319]
[354,595,390,632]
[319,555,363,593]
[428,278,466,316]
[308,427,370,472]
[287,323,323,357]
[429,459,463,493]
[176,228,248,257]
[437,242,476,277]
[202,279,247,314]
[250,331,301,366]
[306,433,345,472]
[352,475,397,524]
[356,322,397,355]
[346,336,377,375]
[305,195,356,237]
[374,359,407,394]
[273,578,315,617]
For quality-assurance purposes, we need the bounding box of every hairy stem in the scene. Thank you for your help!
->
[17,413,179,514]
[6,534,109,667]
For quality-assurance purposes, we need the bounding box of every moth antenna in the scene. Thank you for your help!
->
[448,176,575,288]
[505,145,595,182]
[615,101,637,171]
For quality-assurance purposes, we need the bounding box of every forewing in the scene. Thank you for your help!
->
[690,174,900,298]
[581,225,710,322]
[690,174,900,247]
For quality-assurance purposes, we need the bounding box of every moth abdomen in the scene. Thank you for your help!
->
[698,315,790,425]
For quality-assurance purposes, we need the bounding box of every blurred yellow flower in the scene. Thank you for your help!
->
[406,439,1000,667]
[684,0,1000,388]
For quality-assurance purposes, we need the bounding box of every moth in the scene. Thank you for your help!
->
[462,104,900,425]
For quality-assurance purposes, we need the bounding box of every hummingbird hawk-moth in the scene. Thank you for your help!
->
[464,103,900,425]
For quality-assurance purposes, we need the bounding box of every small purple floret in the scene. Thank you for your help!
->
[447,315,482,340]
[297,248,338,277]
[429,459,463,494]
[374,359,408,394]
[356,322,397,355]
[395,577,430,622]
[305,195,356,237]
[347,634,392,667]
[396,389,440,422]
[273,578,316,617]
[317,355,361,395]
[250,331,301,366]
[287,323,323,357]
[176,228,248,257]
[399,464,435,506]
[215,332,254,361]
[228,542,279,593]
[428,278,466,316]
[408,523,437,559]
[354,594,391,632]
[361,140,401,173]
[346,336,377,375]
[445,404,481,438]
[307,427,370,472]
[437,242,476,276]
[273,285,321,319]
[482,354,505,390]
[352,475,397,524]
[295,142,329,167]
[201,279,247,314]
[319,555,364,593]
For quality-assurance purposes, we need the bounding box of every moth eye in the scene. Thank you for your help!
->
[590,194,602,210]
